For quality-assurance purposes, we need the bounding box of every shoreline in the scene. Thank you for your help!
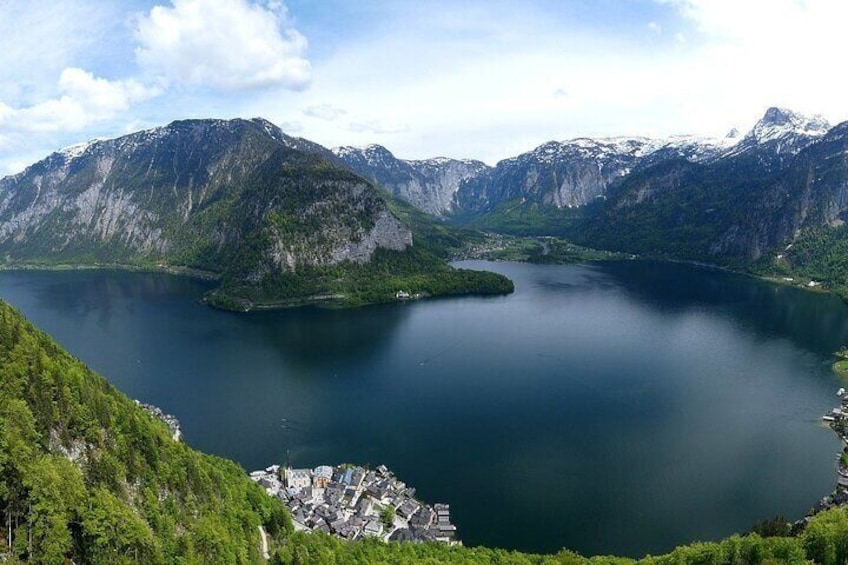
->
[808,390,848,524]
[0,261,220,281]
[2,253,841,308]
[458,250,846,304]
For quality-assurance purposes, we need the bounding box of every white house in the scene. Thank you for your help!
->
[284,468,312,491]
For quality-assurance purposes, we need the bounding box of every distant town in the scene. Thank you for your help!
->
[811,388,848,519]
[250,463,459,544]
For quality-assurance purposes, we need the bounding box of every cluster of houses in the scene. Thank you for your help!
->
[249,463,459,544]
[135,400,182,441]
[823,388,848,490]
[395,290,423,301]
[809,388,848,519]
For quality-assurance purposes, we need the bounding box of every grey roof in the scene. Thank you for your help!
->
[389,528,415,542]
[397,499,419,518]
[363,520,383,535]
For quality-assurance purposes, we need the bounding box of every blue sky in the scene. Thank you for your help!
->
[1,0,847,174]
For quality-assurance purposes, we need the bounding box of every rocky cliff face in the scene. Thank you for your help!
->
[457,138,658,213]
[335,108,830,224]
[0,118,412,273]
[577,112,848,263]
[331,144,489,214]
[708,121,848,259]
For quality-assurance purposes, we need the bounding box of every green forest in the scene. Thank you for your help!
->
[0,300,290,564]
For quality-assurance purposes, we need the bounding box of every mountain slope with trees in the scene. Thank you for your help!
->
[0,119,512,309]
[338,107,848,298]
[0,300,291,563]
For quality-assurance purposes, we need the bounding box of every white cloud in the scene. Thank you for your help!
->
[303,104,347,121]
[348,120,410,135]
[0,67,161,175]
[657,0,848,124]
[279,120,303,133]
[6,1,848,175]
[282,0,848,164]
[135,0,311,91]
[0,68,160,133]
[0,1,130,104]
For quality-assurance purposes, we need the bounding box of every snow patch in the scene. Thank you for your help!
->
[58,139,100,160]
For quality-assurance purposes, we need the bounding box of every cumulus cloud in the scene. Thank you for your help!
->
[647,21,662,34]
[303,104,348,121]
[0,68,161,133]
[135,0,311,91]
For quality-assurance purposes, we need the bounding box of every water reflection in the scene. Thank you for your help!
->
[596,260,848,353]
[244,304,410,370]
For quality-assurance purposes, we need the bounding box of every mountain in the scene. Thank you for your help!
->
[456,138,651,213]
[722,107,830,163]
[0,118,389,266]
[331,144,489,214]
[454,108,832,219]
[575,111,846,267]
[0,118,512,309]
[0,299,291,563]
[335,108,829,229]
[329,106,848,295]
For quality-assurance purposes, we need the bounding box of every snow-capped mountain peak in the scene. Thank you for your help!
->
[720,107,831,161]
[748,106,830,144]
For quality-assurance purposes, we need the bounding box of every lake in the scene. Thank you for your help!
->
[0,260,844,557]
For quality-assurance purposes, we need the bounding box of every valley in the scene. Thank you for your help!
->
[6,2,848,563]
[335,107,848,302]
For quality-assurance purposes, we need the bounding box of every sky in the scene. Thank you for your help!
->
[1,0,848,175]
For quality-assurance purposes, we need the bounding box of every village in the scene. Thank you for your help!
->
[808,388,848,520]
[249,462,459,544]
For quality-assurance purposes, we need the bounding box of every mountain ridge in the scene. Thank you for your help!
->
[0,117,513,309]
[330,144,490,214]
[331,106,848,296]
[334,107,828,218]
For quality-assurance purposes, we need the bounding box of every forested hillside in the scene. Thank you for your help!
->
[0,300,290,563]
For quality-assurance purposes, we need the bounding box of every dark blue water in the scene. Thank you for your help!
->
[0,261,844,557]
